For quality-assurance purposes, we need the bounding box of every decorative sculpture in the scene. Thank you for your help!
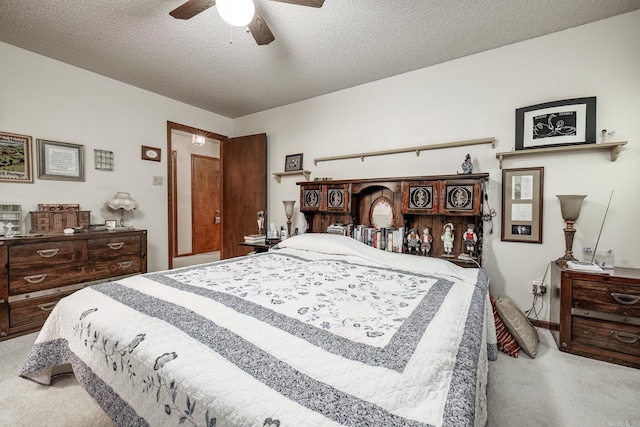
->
[441,223,454,257]
[421,226,433,256]
[406,228,421,254]
[463,223,478,258]
[460,153,473,174]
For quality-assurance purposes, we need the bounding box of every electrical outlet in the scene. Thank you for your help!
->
[532,279,545,295]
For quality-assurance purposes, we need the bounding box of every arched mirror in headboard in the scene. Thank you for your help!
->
[369,196,395,228]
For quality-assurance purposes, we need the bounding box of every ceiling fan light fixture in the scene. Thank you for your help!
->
[217,0,255,27]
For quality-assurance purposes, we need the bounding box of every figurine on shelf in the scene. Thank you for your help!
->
[421,226,433,256]
[460,153,473,174]
[600,129,616,144]
[463,223,478,258]
[257,210,265,235]
[406,228,421,254]
[441,223,454,257]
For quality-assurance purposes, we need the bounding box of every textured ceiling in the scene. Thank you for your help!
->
[1,1,639,118]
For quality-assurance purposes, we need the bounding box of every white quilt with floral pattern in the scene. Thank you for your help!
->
[21,234,496,427]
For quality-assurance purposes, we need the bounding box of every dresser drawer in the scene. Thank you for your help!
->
[9,256,141,295]
[572,279,640,318]
[93,258,142,278]
[10,291,75,329]
[572,316,640,358]
[8,241,85,269]
[87,235,141,259]
[9,263,86,295]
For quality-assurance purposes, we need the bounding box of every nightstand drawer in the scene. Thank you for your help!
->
[87,235,142,259]
[572,316,640,358]
[573,279,640,318]
[8,241,84,269]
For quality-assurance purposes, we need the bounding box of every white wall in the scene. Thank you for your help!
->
[0,42,232,272]
[233,11,640,321]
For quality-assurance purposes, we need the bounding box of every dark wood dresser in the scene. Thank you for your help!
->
[0,229,147,341]
[550,263,640,369]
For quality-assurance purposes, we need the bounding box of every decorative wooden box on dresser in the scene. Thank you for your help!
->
[0,229,147,341]
[550,262,640,369]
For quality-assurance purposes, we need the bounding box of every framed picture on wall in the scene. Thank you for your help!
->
[501,167,544,243]
[37,139,85,182]
[515,97,596,150]
[0,131,33,183]
[284,153,303,172]
[141,145,162,162]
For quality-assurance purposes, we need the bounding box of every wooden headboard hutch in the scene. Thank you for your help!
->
[297,173,489,267]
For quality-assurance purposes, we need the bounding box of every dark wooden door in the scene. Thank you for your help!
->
[192,154,220,253]
[221,134,267,259]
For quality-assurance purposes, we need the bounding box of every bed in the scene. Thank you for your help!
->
[21,233,497,427]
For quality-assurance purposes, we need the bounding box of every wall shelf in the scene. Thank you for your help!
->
[313,137,496,165]
[272,170,311,183]
[495,141,627,169]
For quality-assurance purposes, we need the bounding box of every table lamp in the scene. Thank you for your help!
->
[556,194,586,265]
[107,192,137,228]
[283,200,296,238]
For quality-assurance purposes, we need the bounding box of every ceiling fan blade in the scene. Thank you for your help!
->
[269,0,324,7]
[248,11,275,45]
[169,0,216,20]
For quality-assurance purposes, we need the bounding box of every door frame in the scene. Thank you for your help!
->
[167,121,227,269]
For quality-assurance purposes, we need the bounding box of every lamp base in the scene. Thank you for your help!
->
[556,224,578,266]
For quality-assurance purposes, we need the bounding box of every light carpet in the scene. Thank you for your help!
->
[1,328,639,426]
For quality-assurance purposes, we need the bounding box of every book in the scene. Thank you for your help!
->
[244,234,266,244]
[566,260,604,273]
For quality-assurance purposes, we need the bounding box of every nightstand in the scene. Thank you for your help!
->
[550,263,640,369]
[238,240,279,253]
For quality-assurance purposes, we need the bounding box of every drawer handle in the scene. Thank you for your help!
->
[118,261,133,269]
[107,242,125,250]
[0,299,5,304]
[37,248,60,258]
[37,301,58,311]
[24,274,48,284]
[611,292,640,306]
[610,330,640,345]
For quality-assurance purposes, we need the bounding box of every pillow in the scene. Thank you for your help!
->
[495,297,539,358]
[490,295,521,358]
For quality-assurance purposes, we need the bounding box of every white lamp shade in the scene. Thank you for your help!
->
[283,200,296,218]
[217,0,255,27]
[107,192,137,211]
[556,195,586,221]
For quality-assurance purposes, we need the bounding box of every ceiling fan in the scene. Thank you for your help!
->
[170,0,325,45]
